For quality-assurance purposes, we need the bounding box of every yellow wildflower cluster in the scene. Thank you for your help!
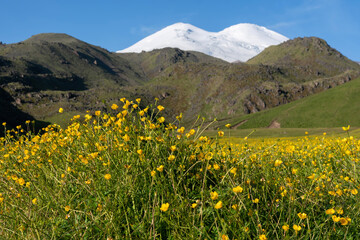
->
[0,98,359,239]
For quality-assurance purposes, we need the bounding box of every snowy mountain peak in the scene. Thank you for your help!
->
[117,23,288,62]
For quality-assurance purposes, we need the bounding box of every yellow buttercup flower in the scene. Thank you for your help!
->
[32,198,37,205]
[111,104,118,110]
[282,224,289,231]
[104,174,111,180]
[160,203,169,212]
[351,189,358,195]
[158,117,165,123]
[156,165,164,172]
[326,208,335,215]
[218,131,224,137]
[64,205,71,212]
[339,218,349,225]
[221,235,229,240]
[293,224,301,232]
[225,124,231,128]
[210,191,219,200]
[274,160,283,167]
[342,125,350,131]
[213,163,220,170]
[332,215,340,222]
[58,108,64,113]
[157,105,165,111]
[297,212,307,220]
[252,198,259,203]
[214,201,223,209]
[233,186,243,193]
[259,234,267,240]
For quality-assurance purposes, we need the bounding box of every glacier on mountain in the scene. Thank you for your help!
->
[117,23,288,62]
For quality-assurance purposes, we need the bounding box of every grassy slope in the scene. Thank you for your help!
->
[220,77,360,129]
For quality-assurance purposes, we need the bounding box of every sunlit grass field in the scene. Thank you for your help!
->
[0,98,359,239]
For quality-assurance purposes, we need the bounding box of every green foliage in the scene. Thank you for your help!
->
[225,77,360,129]
[1,100,360,239]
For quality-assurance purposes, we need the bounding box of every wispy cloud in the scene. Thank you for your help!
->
[267,21,301,30]
[130,25,161,36]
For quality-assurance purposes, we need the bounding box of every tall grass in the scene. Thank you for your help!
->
[0,98,359,239]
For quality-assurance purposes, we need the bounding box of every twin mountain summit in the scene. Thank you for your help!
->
[0,23,359,131]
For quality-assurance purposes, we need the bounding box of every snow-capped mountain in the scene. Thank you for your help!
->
[117,23,288,62]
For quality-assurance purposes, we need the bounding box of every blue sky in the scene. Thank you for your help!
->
[1,0,359,61]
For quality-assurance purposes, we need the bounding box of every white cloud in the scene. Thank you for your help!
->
[267,21,300,30]
[130,25,161,36]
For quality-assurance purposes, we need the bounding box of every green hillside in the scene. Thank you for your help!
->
[221,77,360,129]
[1,34,360,130]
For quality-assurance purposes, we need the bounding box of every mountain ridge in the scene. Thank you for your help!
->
[0,33,359,131]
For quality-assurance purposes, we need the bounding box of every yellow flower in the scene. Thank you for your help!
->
[191,203,197,208]
[95,110,101,116]
[104,174,111,180]
[189,129,196,135]
[252,198,259,203]
[221,234,229,240]
[259,234,267,240]
[65,205,71,212]
[233,186,243,193]
[326,208,336,215]
[336,208,344,215]
[351,189,358,195]
[297,212,307,220]
[282,224,289,231]
[158,117,165,123]
[17,178,25,186]
[225,124,231,128]
[210,191,219,200]
[213,163,220,170]
[32,198,37,205]
[136,98,141,103]
[168,155,175,161]
[332,215,340,222]
[170,145,177,152]
[274,160,283,167]
[177,127,185,134]
[59,108,64,113]
[218,131,224,137]
[157,165,164,172]
[111,104,118,110]
[342,125,350,131]
[150,170,156,177]
[293,224,301,232]
[339,218,349,225]
[160,203,169,212]
[232,204,238,210]
[123,134,130,142]
[205,152,213,160]
[292,168,298,174]
[214,201,223,209]
[157,105,165,111]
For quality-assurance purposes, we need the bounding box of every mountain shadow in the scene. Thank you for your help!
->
[0,87,50,135]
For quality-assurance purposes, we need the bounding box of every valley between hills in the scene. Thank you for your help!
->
[0,33,360,133]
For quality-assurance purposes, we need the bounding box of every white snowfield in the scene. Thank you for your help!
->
[117,23,288,62]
